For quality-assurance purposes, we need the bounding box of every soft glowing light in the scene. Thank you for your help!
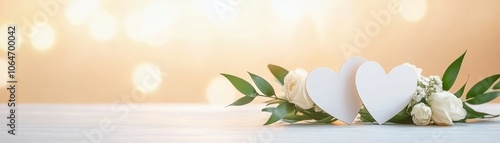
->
[399,0,427,22]
[142,0,179,47]
[143,31,173,47]
[269,0,309,48]
[30,25,55,51]
[142,1,178,35]
[88,11,118,41]
[0,24,23,51]
[65,0,100,25]
[193,0,240,24]
[133,63,163,93]
[0,59,6,87]
[310,0,353,45]
[272,0,307,21]
[124,10,145,42]
[181,32,212,68]
[206,77,237,106]
[124,0,179,47]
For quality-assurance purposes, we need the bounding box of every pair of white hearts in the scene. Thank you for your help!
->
[305,57,418,125]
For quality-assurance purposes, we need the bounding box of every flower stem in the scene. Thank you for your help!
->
[462,98,473,102]
[258,95,285,101]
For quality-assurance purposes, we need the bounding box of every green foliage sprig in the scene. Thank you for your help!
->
[222,65,336,125]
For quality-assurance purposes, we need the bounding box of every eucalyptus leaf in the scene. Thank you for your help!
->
[484,114,500,118]
[296,108,330,120]
[455,82,467,98]
[463,103,491,119]
[388,110,413,124]
[466,91,500,105]
[261,107,276,113]
[442,51,466,91]
[359,107,412,124]
[248,72,275,96]
[264,102,295,125]
[227,96,255,106]
[454,119,466,123]
[264,114,280,125]
[221,73,257,97]
[282,114,313,123]
[466,74,500,101]
[267,64,289,85]
[494,81,500,90]
[315,116,335,124]
[359,107,375,122]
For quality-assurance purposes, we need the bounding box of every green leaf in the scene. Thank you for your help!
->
[264,99,285,106]
[296,108,330,120]
[227,96,255,106]
[315,116,335,124]
[485,114,500,118]
[463,103,485,119]
[466,74,500,101]
[494,81,500,90]
[267,64,289,85]
[462,103,499,119]
[261,107,275,113]
[264,102,295,125]
[359,107,375,122]
[455,82,467,98]
[388,109,413,124]
[248,72,275,96]
[282,114,313,123]
[221,73,257,97]
[360,106,412,124]
[264,114,281,125]
[466,91,500,105]
[454,119,466,123]
[442,51,466,91]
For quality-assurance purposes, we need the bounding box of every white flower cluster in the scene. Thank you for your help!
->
[411,76,443,104]
[406,63,466,126]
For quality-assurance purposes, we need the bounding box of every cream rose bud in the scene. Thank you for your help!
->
[411,103,432,126]
[282,68,314,109]
[428,91,467,126]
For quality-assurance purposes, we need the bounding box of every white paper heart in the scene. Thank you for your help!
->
[355,61,417,124]
[306,57,367,124]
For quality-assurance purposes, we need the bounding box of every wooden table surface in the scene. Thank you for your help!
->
[1,104,500,143]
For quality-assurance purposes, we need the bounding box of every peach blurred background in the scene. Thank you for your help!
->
[0,0,499,104]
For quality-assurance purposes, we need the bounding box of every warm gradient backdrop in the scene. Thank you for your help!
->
[1,0,499,105]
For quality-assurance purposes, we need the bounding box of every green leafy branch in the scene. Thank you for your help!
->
[446,52,500,120]
[222,64,336,125]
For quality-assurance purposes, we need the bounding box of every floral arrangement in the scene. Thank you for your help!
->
[221,51,500,126]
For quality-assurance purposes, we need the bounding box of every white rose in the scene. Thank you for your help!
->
[403,63,423,77]
[411,103,432,126]
[282,68,314,109]
[428,91,467,126]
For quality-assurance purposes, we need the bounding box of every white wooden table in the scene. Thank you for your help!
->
[1,104,500,143]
